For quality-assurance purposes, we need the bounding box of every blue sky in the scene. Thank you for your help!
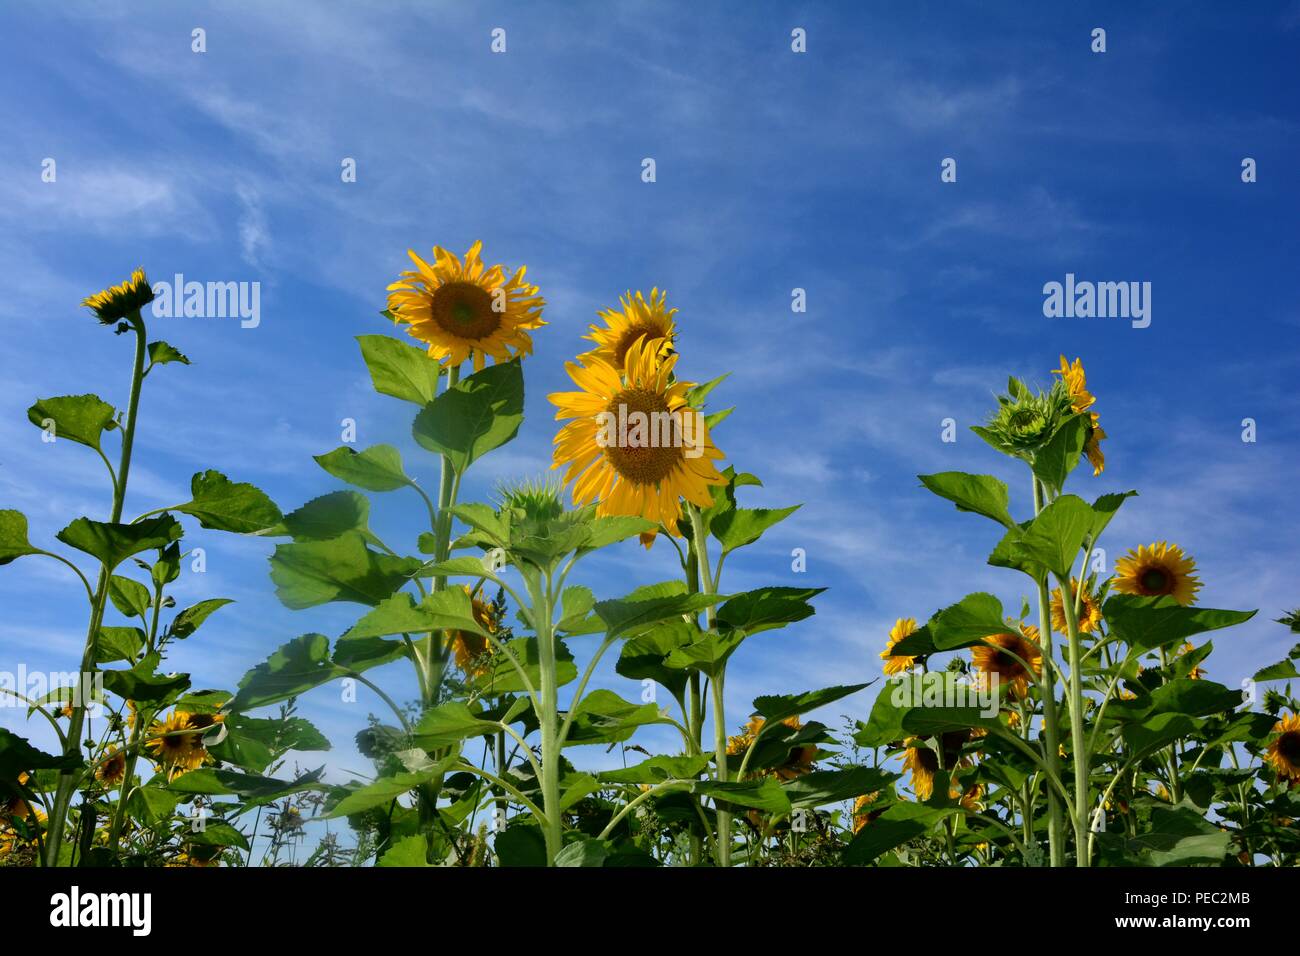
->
[1,1,1297,841]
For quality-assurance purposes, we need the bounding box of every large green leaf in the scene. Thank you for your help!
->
[917,472,1015,528]
[599,755,711,785]
[562,690,661,746]
[57,514,182,570]
[411,360,523,473]
[1031,414,1088,493]
[595,589,727,641]
[377,835,432,867]
[107,575,151,619]
[269,532,420,609]
[696,777,790,814]
[928,592,1007,651]
[175,470,282,533]
[1103,595,1256,653]
[842,802,957,864]
[326,765,451,818]
[315,444,413,492]
[357,334,442,405]
[615,619,698,698]
[167,767,326,803]
[95,626,145,663]
[0,510,40,566]
[26,394,117,450]
[752,683,872,725]
[715,586,823,635]
[410,703,499,749]
[0,728,81,778]
[100,652,190,704]
[229,634,347,712]
[264,491,372,541]
[783,766,899,809]
[1013,494,1094,579]
[710,505,800,552]
[342,589,490,640]
[472,636,577,695]
[168,598,233,639]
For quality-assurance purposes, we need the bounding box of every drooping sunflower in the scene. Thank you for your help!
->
[582,288,678,369]
[1112,542,1202,606]
[447,586,497,677]
[1049,578,1103,635]
[96,746,127,786]
[880,617,919,675]
[971,623,1043,699]
[147,710,220,779]
[82,267,156,325]
[902,740,941,801]
[1052,355,1106,474]
[1264,712,1300,783]
[852,791,883,833]
[549,338,726,532]
[385,241,545,372]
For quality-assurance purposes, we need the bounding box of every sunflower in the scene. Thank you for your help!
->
[549,338,726,532]
[1265,713,1300,783]
[147,710,220,779]
[447,587,497,677]
[385,241,545,372]
[1052,355,1107,475]
[903,740,941,801]
[880,617,919,675]
[96,747,127,786]
[724,716,813,779]
[1112,542,1202,606]
[852,792,883,833]
[82,268,155,325]
[582,289,677,369]
[1049,578,1103,635]
[971,624,1042,700]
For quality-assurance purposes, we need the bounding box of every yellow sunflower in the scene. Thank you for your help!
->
[96,746,127,786]
[971,624,1043,700]
[902,740,941,801]
[82,267,155,325]
[880,617,919,675]
[448,587,497,677]
[147,710,220,779]
[724,716,814,779]
[582,288,677,369]
[549,338,726,532]
[852,792,883,833]
[1176,641,1206,680]
[1049,578,1103,635]
[1112,542,1202,606]
[1052,355,1107,475]
[1264,713,1300,783]
[385,241,545,372]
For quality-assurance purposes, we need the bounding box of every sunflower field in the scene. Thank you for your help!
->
[2,249,1297,873]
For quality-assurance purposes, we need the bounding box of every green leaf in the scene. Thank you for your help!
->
[581,515,657,551]
[1014,494,1094,579]
[167,767,326,802]
[100,652,190,704]
[269,532,420,609]
[615,620,699,698]
[1103,595,1257,653]
[917,473,1015,528]
[929,592,1007,651]
[711,505,800,552]
[410,703,499,749]
[783,766,899,809]
[0,728,81,778]
[0,510,40,566]
[326,766,450,818]
[184,821,249,852]
[95,626,145,663]
[210,714,330,773]
[1121,712,1197,753]
[229,634,347,712]
[342,588,490,640]
[56,514,183,571]
[377,834,431,867]
[175,470,282,533]
[147,341,190,367]
[599,755,711,785]
[314,444,413,493]
[594,590,728,641]
[752,683,872,725]
[664,629,747,677]
[357,334,442,405]
[715,586,823,635]
[563,690,661,746]
[169,598,234,639]
[26,394,117,450]
[471,637,577,696]
[556,585,598,634]
[843,802,957,864]
[412,360,524,474]
[264,491,372,541]
[695,777,790,814]
[1031,414,1088,493]
[106,575,151,619]
[554,838,611,868]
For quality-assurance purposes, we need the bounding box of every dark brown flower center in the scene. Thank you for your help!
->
[603,388,683,486]
[1279,731,1300,764]
[1139,566,1172,594]
[430,282,501,340]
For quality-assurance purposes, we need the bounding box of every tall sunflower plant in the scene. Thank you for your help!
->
[849,357,1281,867]
[0,269,318,868]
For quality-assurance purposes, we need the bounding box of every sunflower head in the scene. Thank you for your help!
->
[852,792,883,833]
[146,710,218,779]
[386,241,545,372]
[495,476,566,523]
[1265,713,1300,783]
[1049,578,1104,635]
[1112,542,1202,606]
[549,338,726,534]
[1052,355,1107,475]
[583,288,677,369]
[447,586,498,677]
[880,617,919,675]
[971,623,1043,700]
[96,747,127,786]
[82,268,155,325]
[902,739,941,801]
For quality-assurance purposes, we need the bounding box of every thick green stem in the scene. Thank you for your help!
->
[1057,574,1091,865]
[1031,478,1066,867]
[686,504,729,866]
[45,312,148,866]
[534,570,563,864]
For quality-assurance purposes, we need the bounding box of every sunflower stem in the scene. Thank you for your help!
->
[45,311,148,867]
[1056,571,1092,866]
[1031,476,1066,867]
